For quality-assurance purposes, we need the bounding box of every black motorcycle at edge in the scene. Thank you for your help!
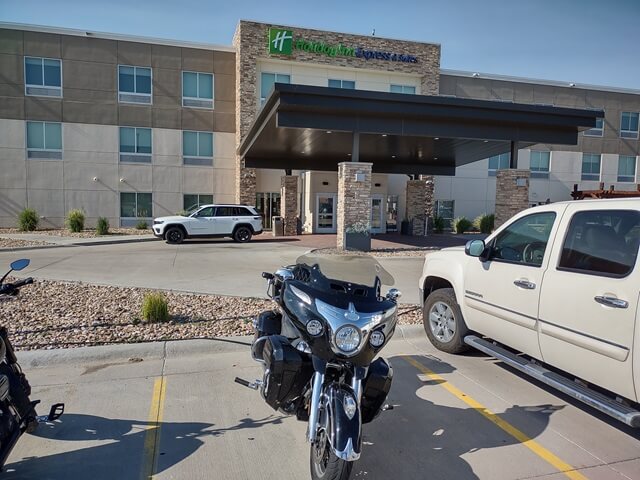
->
[236,252,401,480]
[0,259,64,470]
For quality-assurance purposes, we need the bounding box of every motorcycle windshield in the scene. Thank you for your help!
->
[295,253,395,287]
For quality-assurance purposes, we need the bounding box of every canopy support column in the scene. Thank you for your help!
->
[337,162,372,251]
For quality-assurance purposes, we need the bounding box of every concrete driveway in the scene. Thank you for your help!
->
[0,239,425,304]
[6,326,640,480]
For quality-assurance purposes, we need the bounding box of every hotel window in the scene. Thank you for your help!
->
[530,151,551,178]
[183,72,214,108]
[118,65,152,104]
[618,155,636,183]
[390,84,416,94]
[620,112,639,139]
[26,121,62,160]
[581,153,601,181]
[488,153,510,176]
[120,192,152,220]
[583,117,604,137]
[183,131,213,166]
[260,72,290,106]
[119,127,152,163]
[24,57,62,97]
[328,79,355,89]
[184,194,213,212]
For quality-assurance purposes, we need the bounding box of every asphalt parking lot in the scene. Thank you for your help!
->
[0,239,425,304]
[7,326,640,480]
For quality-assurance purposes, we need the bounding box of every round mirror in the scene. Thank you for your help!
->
[10,259,30,271]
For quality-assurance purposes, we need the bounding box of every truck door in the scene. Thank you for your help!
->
[463,210,561,360]
[538,204,640,402]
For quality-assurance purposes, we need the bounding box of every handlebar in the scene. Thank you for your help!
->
[0,277,33,295]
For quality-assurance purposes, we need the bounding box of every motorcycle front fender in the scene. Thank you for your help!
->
[323,383,362,462]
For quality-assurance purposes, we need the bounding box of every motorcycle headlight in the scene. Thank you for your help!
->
[334,325,361,353]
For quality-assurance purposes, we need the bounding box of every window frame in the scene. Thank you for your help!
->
[581,153,601,181]
[530,150,551,178]
[183,194,214,211]
[260,71,291,106]
[617,155,637,183]
[24,56,63,98]
[119,126,152,163]
[117,65,153,104]
[25,121,63,160]
[488,153,511,176]
[119,192,153,219]
[328,79,356,89]
[556,209,640,279]
[390,84,416,94]
[489,211,558,268]
[182,130,214,166]
[583,116,604,137]
[182,71,214,109]
[620,112,639,139]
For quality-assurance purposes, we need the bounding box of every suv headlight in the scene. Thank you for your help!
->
[153,220,164,225]
[334,325,361,354]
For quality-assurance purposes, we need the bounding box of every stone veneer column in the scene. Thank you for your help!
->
[495,169,530,228]
[280,175,298,236]
[405,177,433,236]
[337,162,372,250]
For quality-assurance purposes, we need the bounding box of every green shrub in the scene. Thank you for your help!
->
[96,217,110,235]
[453,216,472,234]
[141,292,170,323]
[135,220,148,230]
[432,215,446,233]
[66,209,85,233]
[474,213,495,234]
[18,208,39,231]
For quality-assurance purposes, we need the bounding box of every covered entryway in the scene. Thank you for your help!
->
[371,195,385,234]
[238,84,602,249]
[315,193,337,233]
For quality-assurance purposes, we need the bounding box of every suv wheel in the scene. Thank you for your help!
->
[233,226,252,243]
[165,227,185,245]
[423,288,469,354]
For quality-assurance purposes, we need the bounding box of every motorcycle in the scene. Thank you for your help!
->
[235,252,401,480]
[0,259,64,470]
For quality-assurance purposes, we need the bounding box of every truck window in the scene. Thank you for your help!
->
[491,212,556,266]
[558,209,640,277]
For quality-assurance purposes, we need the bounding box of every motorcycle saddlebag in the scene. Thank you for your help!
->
[262,335,312,411]
[361,357,393,424]
[255,311,282,338]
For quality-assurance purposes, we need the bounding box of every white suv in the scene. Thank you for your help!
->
[152,204,263,244]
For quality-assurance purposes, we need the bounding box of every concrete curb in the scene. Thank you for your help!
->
[17,325,426,368]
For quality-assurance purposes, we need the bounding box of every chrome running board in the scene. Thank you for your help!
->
[464,335,640,428]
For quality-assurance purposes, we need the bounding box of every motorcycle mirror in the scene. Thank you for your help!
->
[10,259,30,272]
[386,288,402,300]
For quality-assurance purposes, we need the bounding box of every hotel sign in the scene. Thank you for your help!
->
[268,27,418,63]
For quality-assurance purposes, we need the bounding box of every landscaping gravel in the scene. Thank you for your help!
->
[0,237,53,249]
[0,228,153,239]
[0,278,421,350]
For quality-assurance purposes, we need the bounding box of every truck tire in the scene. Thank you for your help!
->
[165,227,185,244]
[423,288,469,354]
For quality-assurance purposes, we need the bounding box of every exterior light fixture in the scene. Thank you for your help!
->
[472,72,480,78]
[483,140,489,143]
[119,178,125,183]
[434,157,438,160]
[391,155,396,159]
[434,137,439,140]
[92,177,98,182]
[381,134,387,137]
[326,130,332,134]
[569,83,576,87]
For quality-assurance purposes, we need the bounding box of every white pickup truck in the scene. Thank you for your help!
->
[419,198,640,426]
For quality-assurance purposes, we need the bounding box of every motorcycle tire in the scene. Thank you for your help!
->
[310,431,353,480]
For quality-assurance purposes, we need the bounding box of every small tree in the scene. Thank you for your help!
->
[18,208,39,231]
[96,217,110,235]
[453,216,472,234]
[141,292,170,323]
[433,215,446,233]
[66,209,85,233]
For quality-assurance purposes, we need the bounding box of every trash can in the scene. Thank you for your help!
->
[272,216,284,237]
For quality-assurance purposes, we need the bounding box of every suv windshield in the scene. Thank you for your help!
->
[295,253,394,287]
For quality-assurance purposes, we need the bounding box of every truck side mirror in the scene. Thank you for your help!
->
[465,240,485,257]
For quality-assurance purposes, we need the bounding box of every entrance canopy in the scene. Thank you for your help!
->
[239,84,602,175]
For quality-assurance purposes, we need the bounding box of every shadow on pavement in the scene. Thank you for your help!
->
[4,413,282,480]
[355,354,563,480]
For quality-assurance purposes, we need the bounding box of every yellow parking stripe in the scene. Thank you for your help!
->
[402,356,588,480]
[141,377,167,480]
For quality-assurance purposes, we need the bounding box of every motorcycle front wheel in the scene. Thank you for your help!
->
[310,430,353,480]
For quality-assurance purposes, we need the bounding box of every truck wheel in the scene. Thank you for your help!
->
[423,288,469,354]
[233,226,252,243]
[165,227,185,244]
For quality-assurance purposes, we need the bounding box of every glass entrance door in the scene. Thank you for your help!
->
[371,195,385,234]
[315,194,336,233]
[255,192,281,229]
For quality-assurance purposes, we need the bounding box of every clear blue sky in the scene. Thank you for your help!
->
[2,0,638,89]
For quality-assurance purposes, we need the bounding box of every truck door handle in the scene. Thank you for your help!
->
[594,296,628,309]
[513,279,536,290]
